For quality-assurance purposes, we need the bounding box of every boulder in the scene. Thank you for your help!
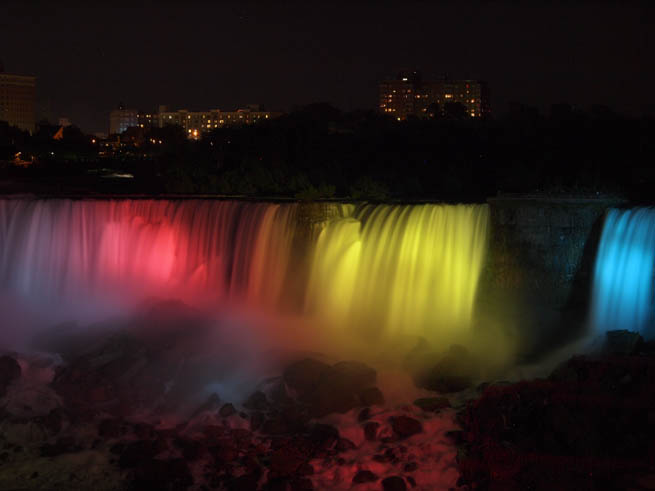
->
[283,358,378,417]
[604,330,644,355]
[390,416,423,439]
[416,345,476,393]
[283,358,330,395]
[0,355,21,397]
[413,397,451,412]
[352,470,378,483]
[359,387,385,406]
[382,476,407,491]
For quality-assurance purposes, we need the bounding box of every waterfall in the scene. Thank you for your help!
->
[0,200,298,312]
[591,208,655,335]
[0,199,490,342]
[305,204,490,341]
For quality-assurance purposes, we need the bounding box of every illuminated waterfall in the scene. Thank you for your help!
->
[0,199,490,343]
[591,208,655,335]
[0,200,298,308]
[306,204,490,341]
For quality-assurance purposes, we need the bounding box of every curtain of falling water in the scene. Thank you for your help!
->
[305,204,490,341]
[0,200,298,310]
[591,208,655,335]
[0,200,490,342]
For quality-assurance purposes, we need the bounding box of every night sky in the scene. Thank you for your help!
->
[1,1,653,133]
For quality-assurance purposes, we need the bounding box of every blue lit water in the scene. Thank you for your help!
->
[591,208,655,335]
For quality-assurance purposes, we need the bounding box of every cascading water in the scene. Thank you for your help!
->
[0,199,490,344]
[0,199,299,316]
[305,204,490,342]
[591,207,655,335]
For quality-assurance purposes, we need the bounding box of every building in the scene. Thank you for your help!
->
[379,71,490,120]
[157,104,280,139]
[109,104,138,135]
[0,65,36,133]
[137,111,156,131]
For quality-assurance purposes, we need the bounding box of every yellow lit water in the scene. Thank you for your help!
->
[305,204,489,345]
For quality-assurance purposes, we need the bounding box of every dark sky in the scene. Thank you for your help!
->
[1,1,653,133]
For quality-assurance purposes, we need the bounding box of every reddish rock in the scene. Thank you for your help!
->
[353,470,378,483]
[364,421,380,441]
[413,397,451,412]
[382,476,407,491]
[359,386,385,406]
[390,416,423,439]
[0,356,21,397]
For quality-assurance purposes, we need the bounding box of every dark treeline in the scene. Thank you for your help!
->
[1,102,654,201]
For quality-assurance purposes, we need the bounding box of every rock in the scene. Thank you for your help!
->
[219,402,236,417]
[358,407,371,421]
[324,361,377,394]
[283,358,330,395]
[403,462,418,472]
[309,424,339,450]
[360,387,384,406]
[413,397,451,412]
[98,418,125,438]
[390,416,422,439]
[291,477,313,490]
[353,470,378,483]
[39,408,65,435]
[0,355,21,396]
[605,330,644,355]
[336,438,357,451]
[382,476,407,491]
[119,440,159,468]
[262,417,290,435]
[250,411,265,431]
[244,391,268,411]
[270,445,307,477]
[229,475,259,491]
[417,344,476,393]
[298,463,314,475]
[364,421,380,441]
[40,436,79,457]
[130,457,193,491]
[445,430,465,444]
[193,392,221,414]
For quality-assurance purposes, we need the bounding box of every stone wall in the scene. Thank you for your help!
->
[478,196,624,357]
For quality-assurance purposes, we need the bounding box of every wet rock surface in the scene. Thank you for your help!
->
[0,318,461,491]
[457,335,655,490]
[0,355,21,397]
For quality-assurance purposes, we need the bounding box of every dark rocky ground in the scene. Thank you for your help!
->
[0,305,653,490]
[457,330,655,490]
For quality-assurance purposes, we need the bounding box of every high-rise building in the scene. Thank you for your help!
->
[379,71,490,120]
[157,105,280,138]
[109,104,138,135]
[137,111,156,131]
[0,65,36,133]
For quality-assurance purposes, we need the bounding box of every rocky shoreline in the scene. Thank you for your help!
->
[0,304,653,490]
